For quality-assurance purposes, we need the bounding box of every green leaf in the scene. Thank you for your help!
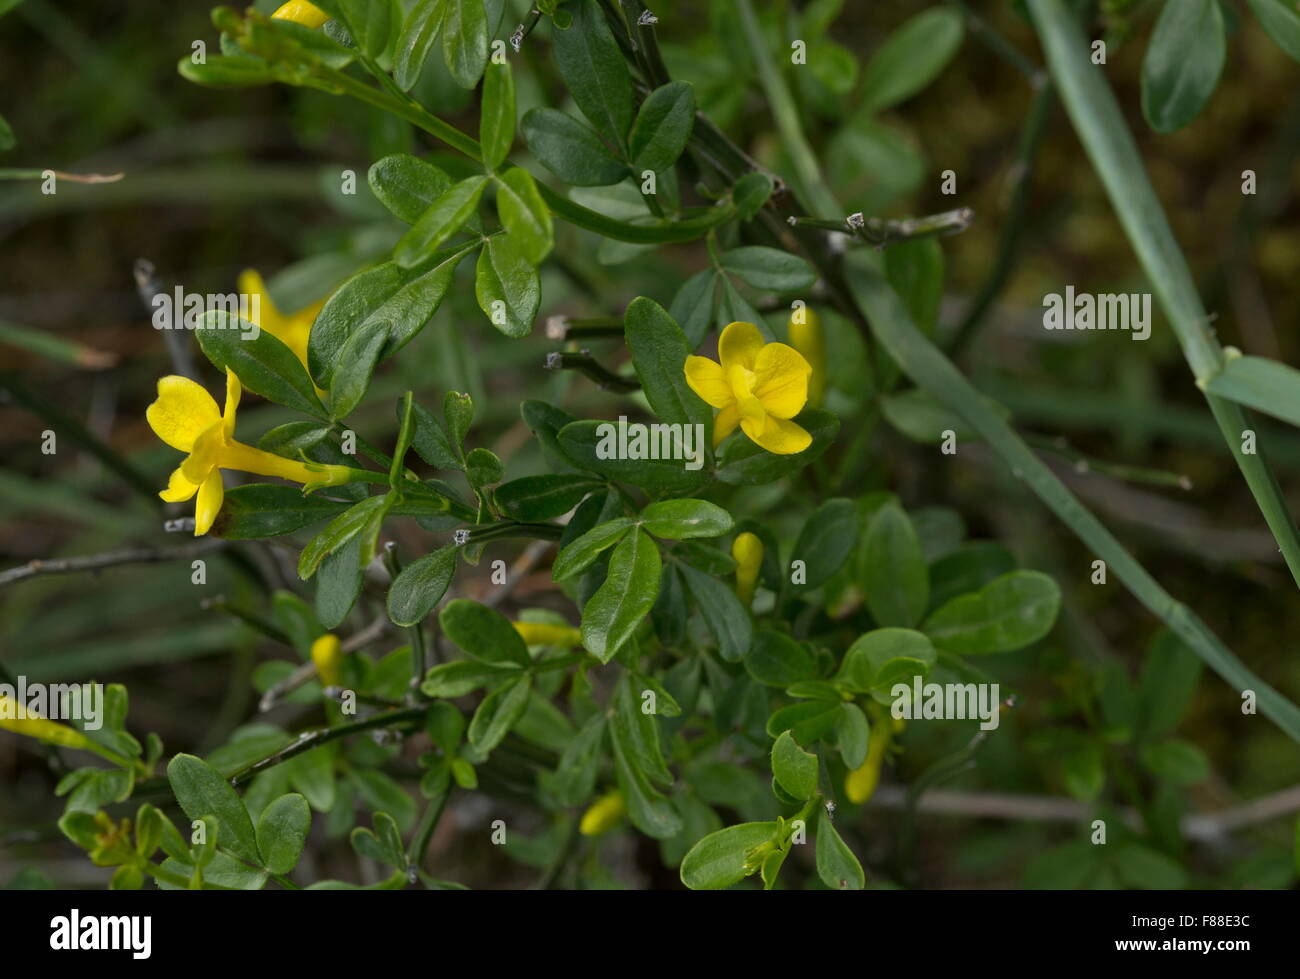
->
[859,8,964,112]
[368,153,452,224]
[480,59,515,171]
[167,754,260,864]
[328,318,389,419]
[770,730,818,800]
[861,502,929,628]
[552,517,635,579]
[475,233,540,337]
[835,703,871,769]
[494,474,600,521]
[922,570,1060,655]
[444,390,474,448]
[1141,0,1225,132]
[1249,0,1300,61]
[580,529,662,662]
[442,0,488,88]
[790,497,858,589]
[409,399,461,469]
[1137,631,1203,740]
[1203,354,1300,429]
[624,296,712,434]
[522,108,629,186]
[196,311,324,417]
[745,629,819,687]
[610,713,682,839]
[640,499,733,540]
[352,769,416,831]
[387,544,458,627]
[421,659,521,698]
[209,484,348,539]
[256,793,310,875]
[338,0,391,59]
[438,598,532,666]
[394,174,487,268]
[1113,842,1188,890]
[884,237,944,336]
[720,246,817,292]
[929,540,1016,608]
[309,252,466,385]
[551,0,633,150]
[881,387,1009,444]
[679,561,752,662]
[298,494,392,579]
[350,811,406,868]
[546,714,605,806]
[394,0,447,90]
[669,268,717,348]
[838,627,936,693]
[494,167,554,264]
[714,408,838,485]
[629,80,695,173]
[1140,739,1210,785]
[557,420,710,495]
[468,674,533,752]
[679,821,779,889]
[815,809,865,890]
[316,536,364,629]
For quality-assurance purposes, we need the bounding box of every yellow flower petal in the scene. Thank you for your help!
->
[740,414,811,455]
[712,403,741,448]
[684,355,733,409]
[718,321,765,371]
[160,465,201,503]
[751,342,811,420]
[145,376,222,452]
[788,306,824,406]
[180,421,225,485]
[193,470,225,536]
[222,371,241,440]
[579,790,625,836]
[271,1,330,29]
[239,267,320,372]
[0,697,92,750]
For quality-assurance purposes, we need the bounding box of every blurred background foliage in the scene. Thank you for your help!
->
[2,0,1299,888]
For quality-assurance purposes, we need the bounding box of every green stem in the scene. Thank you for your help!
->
[1027,0,1300,590]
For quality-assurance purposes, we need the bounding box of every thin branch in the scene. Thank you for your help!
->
[0,539,224,588]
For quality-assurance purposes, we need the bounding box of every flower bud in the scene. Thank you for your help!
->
[311,634,344,688]
[512,621,582,647]
[844,722,890,804]
[579,790,626,836]
[272,1,329,28]
[0,696,92,750]
[787,306,825,407]
[732,532,763,607]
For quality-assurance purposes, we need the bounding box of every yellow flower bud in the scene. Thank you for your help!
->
[579,790,626,836]
[311,634,343,688]
[845,721,890,805]
[787,306,825,407]
[0,696,92,750]
[271,1,330,28]
[511,621,582,647]
[732,532,763,607]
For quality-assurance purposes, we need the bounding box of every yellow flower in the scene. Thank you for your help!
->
[147,371,353,536]
[579,790,626,836]
[732,531,763,606]
[512,621,582,647]
[271,0,330,28]
[787,306,825,407]
[311,634,344,687]
[684,321,813,454]
[238,269,326,376]
[0,696,92,750]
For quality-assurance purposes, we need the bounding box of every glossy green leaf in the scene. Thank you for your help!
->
[196,311,324,417]
[922,570,1060,655]
[439,598,532,666]
[387,543,458,626]
[679,821,778,889]
[679,561,752,662]
[551,0,633,149]
[790,497,858,589]
[328,318,389,419]
[1141,0,1225,132]
[298,494,392,579]
[421,659,521,698]
[521,108,629,186]
[394,0,447,90]
[468,674,533,752]
[494,474,600,521]
[770,730,818,800]
[720,246,817,292]
[625,296,712,435]
[552,517,635,580]
[557,420,710,495]
[442,0,488,88]
[745,629,819,687]
[475,233,539,337]
[256,793,310,875]
[859,8,964,112]
[394,174,487,268]
[480,59,515,171]
[580,528,662,662]
[815,808,864,890]
[494,167,553,264]
[640,499,733,540]
[316,536,364,629]
[210,484,348,540]
[862,502,929,628]
[629,80,695,173]
[368,153,452,224]
[167,754,260,864]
